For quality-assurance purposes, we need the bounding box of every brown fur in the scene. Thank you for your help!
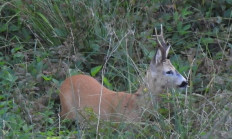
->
[59,74,140,121]
[60,75,140,120]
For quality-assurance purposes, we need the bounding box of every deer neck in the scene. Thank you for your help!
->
[134,71,166,107]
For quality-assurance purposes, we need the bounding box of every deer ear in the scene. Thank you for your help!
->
[150,49,162,75]
[165,44,171,58]
[153,49,162,65]
[151,44,170,66]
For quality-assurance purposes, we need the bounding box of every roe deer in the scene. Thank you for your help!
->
[59,25,188,122]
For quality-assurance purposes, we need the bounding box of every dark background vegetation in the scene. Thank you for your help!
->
[0,0,232,138]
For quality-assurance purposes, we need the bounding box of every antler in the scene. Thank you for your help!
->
[153,24,169,62]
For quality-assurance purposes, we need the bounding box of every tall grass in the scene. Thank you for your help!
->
[0,0,232,138]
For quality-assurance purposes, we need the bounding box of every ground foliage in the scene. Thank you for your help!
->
[0,0,232,138]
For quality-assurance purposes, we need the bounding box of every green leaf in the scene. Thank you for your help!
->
[0,23,7,33]
[201,37,214,45]
[6,72,17,82]
[52,78,60,86]
[90,65,102,77]
[0,61,5,66]
[13,52,24,59]
[11,45,24,53]
[89,42,100,52]
[9,24,19,32]
[228,43,232,48]
[22,124,29,131]
[0,95,4,100]
[42,75,52,81]
[173,12,179,22]
[226,0,232,4]
[54,28,67,37]
[181,8,192,17]
[200,132,207,136]
[48,118,54,124]
[47,137,60,139]
[224,9,232,18]
[177,22,183,32]
[0,108,8,115]
[182,24,191,31]
[103,77,113,90]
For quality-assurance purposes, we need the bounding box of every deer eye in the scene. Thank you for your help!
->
[166,70,174,75]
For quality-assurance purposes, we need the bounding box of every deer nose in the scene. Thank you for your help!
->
[178,81,188,88]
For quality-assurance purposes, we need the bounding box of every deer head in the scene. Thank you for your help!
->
[145,25,188,94]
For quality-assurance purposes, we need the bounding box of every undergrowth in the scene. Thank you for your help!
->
[0,0,232,138]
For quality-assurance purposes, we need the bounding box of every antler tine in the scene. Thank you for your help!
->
[160,24,167,44]
[154,24,167,48]
[160,24,163,37]
[154,24,168,61]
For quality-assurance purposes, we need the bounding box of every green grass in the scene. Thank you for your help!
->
[0,0,232,138]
